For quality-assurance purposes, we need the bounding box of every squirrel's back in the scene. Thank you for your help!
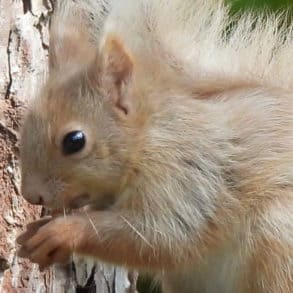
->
[100,0,293,91]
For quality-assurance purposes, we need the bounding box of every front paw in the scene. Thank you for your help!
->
[17,216,86,269]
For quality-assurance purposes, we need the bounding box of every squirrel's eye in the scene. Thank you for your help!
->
[62,131,86,155]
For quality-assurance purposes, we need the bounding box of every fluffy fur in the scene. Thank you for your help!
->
[18,1,292,292]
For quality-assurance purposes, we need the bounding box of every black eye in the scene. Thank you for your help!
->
[62,131,86,155]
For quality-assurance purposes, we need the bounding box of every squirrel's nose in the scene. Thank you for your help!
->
[21,174,52,206]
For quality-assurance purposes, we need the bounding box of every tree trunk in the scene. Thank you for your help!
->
[0,0,137,292]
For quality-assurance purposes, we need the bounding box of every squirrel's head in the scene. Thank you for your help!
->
[20,35,152,210]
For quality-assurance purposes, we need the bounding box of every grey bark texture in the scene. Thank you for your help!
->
[0,0,138,292]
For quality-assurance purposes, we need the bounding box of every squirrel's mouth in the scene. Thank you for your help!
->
[67,193,116,211]
[67,193,91,209]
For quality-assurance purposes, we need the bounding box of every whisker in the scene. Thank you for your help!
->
[83,209,100,238]
[120,215,153,248]
[61,203,74,287]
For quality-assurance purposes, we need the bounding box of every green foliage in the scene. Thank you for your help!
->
[137,275,161,293]
[228,0,293,15]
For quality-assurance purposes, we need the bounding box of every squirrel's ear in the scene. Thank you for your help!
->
[50,27,96,71]
[99,36,134,115]
[100,36,133,87]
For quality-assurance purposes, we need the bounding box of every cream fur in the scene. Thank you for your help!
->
[19,1,293,292]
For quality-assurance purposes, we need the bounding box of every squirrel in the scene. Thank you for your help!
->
[17,0,293,292]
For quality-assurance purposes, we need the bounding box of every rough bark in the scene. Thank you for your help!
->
[0,0,137,292]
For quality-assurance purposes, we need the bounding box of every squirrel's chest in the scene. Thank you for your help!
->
[160,247,242,293]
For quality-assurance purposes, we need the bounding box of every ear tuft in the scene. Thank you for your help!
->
[50,26,96,71]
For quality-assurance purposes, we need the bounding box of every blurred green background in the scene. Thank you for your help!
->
[229,0,293,13]
[138,1,293,292]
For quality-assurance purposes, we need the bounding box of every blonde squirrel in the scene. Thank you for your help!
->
[17,0,293,292]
